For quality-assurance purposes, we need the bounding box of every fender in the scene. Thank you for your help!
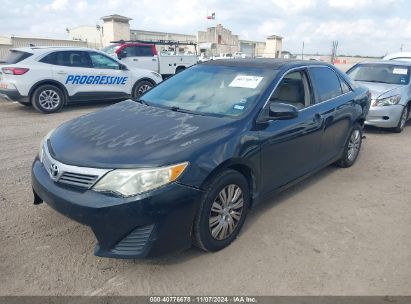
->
[28,79,69,104]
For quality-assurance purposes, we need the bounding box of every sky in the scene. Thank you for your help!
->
[0,0,411,56]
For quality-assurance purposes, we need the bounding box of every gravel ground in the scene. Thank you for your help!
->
[0,98,410,296]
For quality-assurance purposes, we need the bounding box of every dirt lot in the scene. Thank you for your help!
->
[0,98,410,296]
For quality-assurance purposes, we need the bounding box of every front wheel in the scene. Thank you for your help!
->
[132,80,154,98]
[392,105,409,133]
[336,123,363,168]
[192,170,250,252]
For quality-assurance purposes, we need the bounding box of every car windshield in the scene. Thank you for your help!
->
[101,44,120,55]
[348,64,410,85]
[141,64,277,117]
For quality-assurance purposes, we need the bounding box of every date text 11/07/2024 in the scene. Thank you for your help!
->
[149,296,258,303]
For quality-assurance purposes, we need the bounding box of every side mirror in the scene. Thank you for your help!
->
[119,64,128,70]
[268,103,299,120]
[117,50,126,60]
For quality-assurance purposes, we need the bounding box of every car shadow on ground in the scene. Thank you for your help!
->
[0,98,123,115]
[148,165,338,266]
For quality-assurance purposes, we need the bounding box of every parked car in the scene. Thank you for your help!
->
[32,59,370,258]
[347,61,411,132]
[233,52,247,59]
[213,53,234,60]
[102,42,197,76]
[0,47,162,113]
[383,52,411,62]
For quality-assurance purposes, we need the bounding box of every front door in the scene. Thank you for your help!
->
[259,69,324,194]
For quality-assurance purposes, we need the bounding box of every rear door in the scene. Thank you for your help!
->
[308,66,354,163]
[41,50,99,98]
[259,69,324,194]
[120,45,158,72]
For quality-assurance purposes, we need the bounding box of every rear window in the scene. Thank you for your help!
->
[4,51,32,64]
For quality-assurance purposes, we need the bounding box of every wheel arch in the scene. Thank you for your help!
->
[199,159,257,208]
[28,80,69,104]
[131,77,156,95]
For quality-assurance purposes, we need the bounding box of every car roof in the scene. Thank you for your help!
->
[384,52,411,59]
[10,46,95,54]
[357,60,411,66]
[203,58,334,70]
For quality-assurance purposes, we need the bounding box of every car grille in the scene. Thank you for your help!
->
[41,143,110,190]
[58,172,99,189]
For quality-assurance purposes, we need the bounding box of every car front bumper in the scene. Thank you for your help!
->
[31,158,203,258]
[365,104,405,128]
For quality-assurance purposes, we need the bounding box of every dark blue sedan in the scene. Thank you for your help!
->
[32,59,370,258]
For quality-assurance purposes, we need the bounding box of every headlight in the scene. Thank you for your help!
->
[92,162,188,197]
[373,95,401,106]
[39,128,55,162]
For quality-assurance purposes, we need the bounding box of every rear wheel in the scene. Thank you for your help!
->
[132,80,154,98]
[32,85,65,114]
[336,123,363,168]
[192,170,250,252]
[392,105,409,133]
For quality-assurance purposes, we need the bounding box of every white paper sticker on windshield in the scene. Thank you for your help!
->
[229,75,264,89]
[393,68,408,75]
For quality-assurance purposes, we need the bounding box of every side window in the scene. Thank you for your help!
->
[42,51,92,68]
[340,78,352,94]
[40,52,57,65]
[89,52,120,70]
[310,67,343,102]
[269,70,311,110]
[126,46,153,57]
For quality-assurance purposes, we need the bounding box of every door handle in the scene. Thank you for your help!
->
[57,71,67,75]
[133,58,139,61]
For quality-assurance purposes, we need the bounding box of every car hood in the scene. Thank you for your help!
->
[355,81,403,99]
[49,100,236,168]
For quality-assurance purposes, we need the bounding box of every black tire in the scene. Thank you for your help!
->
[392,105,409,133]
[32,85,65,114]
[132,80,154,98]
[193,169,250,252]
[336,123,363,168]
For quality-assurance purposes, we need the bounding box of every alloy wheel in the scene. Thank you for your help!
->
[38,90,60,110]
[347,129,361,161]
[208,184,244,240]
[137,84,152,96]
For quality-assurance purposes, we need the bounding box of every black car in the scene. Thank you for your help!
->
[32,59,370,258]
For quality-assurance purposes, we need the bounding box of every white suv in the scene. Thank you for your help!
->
[0,47,162,113]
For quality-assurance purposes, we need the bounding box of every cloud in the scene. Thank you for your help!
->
[45,0,69,11]
[0,0,410,56]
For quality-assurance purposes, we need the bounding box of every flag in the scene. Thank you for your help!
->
[207,12,215,20]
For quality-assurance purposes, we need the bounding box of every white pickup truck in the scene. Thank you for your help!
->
[102,42,198,77]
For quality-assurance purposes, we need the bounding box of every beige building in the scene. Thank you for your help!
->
[68,15,282,58]
[0,36,87,61]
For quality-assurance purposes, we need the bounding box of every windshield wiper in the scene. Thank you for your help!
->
[356,79,391,84]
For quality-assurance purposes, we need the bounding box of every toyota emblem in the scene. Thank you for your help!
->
[49,163,59,178]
